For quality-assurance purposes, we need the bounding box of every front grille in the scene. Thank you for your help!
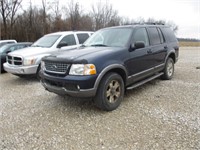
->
[45,61,70,74]
[7,55,23,65]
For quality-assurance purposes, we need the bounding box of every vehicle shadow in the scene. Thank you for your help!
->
[51,79,161,114]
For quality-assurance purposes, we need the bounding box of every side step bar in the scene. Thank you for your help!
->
[126,72,164,90]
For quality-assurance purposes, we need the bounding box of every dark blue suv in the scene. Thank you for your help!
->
[40,25,179,111]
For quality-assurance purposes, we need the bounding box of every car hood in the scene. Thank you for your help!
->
[8,46,52,57]
[44,46,123,63]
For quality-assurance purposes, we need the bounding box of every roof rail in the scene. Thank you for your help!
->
[144,22,165,25]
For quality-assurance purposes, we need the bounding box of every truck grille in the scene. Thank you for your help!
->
[45,61,70,74]
[7,55,23,65]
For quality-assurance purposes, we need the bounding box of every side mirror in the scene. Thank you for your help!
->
[130,41,145,51]
[57,43,68,48]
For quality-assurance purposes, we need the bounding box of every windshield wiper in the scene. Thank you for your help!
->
[90,44,108,47]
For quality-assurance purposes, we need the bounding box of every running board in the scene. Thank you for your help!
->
[126,73,164,90]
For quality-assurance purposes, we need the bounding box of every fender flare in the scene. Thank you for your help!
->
[93,64,128,89]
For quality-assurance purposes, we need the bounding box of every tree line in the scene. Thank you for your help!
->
[0,0,178,42]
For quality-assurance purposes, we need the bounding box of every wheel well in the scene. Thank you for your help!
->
[168,53,176,63]
[107,68,127,85]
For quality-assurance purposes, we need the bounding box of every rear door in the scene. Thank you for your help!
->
[147,27,167,68]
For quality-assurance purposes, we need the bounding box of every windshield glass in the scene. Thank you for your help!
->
[32,35,61,48]
[0,44,10,53]
[84,28,132,47]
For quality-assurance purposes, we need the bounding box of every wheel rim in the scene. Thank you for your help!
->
[106,80,121,103]
[167,60,174,77]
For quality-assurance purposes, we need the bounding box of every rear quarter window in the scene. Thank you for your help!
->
[77,33,89,44]
[160,27,177,42]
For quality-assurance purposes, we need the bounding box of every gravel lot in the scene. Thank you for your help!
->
[0,47,200,150]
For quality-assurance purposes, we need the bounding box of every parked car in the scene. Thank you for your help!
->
[0,40,17,47]
[40,24,179,111]
[0,42,32,72]
[3,31,93,78]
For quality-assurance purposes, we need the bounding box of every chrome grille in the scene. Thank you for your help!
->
[45,61,69,74]
[7,55,23,65]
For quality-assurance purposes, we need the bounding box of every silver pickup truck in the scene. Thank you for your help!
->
[3,31,93,78]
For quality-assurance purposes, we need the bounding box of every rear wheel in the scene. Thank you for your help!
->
[94,72,124,111]
[161,57,174,80]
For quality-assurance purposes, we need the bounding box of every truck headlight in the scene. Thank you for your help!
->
[24,57,36,66]
[69,64,96,75]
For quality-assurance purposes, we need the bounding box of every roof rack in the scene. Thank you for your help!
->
[144,22,165,25]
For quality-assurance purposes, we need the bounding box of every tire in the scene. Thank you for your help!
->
[94,72,124,111]
[161,57,174,80]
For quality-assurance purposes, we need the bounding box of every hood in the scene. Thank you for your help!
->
[44,46,123,63]
[8,46,52,57]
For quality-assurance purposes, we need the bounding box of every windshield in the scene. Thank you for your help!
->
[0,44,10,53]
[84,28,132,47]
[32,35,61,48]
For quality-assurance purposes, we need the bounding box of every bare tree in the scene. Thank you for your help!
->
[64,0,82,30]
[0,0,22,38]
[90,1,119,30]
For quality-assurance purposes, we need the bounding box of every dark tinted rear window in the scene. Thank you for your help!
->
[147,27,161,45]
[77,33,89,44]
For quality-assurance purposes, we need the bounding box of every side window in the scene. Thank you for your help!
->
[77,33,89,44]
[59,34,76,46]
[148,27,163,45]
[132,28,149,46]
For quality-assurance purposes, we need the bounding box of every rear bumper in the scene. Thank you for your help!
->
[3,63,38,75]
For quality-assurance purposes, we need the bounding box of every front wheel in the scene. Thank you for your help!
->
[94,72,124,111]
[161,57,174,80]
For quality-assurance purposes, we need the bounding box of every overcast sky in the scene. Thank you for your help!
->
[25,0,200,39]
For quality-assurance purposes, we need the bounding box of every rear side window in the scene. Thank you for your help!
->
[147,27,161,45]
[77,33,89,44]
[60,34,76,46]
[161,27,177,42]
[132,28,149,46]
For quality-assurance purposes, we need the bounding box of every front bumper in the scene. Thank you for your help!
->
[40,72,98,98]
[3,63,38,75]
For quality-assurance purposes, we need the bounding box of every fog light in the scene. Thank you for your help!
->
[77,85,80,90]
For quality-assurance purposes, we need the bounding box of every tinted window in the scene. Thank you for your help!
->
[148,27,161,45]
[60,34,76,46]
[161,27,177,42]
[132,28,149,46]
[77,33,89,44]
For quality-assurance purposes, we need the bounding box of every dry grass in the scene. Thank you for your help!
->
[179,41,200,47]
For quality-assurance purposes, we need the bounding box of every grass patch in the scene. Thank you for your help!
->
[179,41,200,47]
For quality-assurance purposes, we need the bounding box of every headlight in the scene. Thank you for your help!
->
[23,57,36,66]
[69,64,96,75]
